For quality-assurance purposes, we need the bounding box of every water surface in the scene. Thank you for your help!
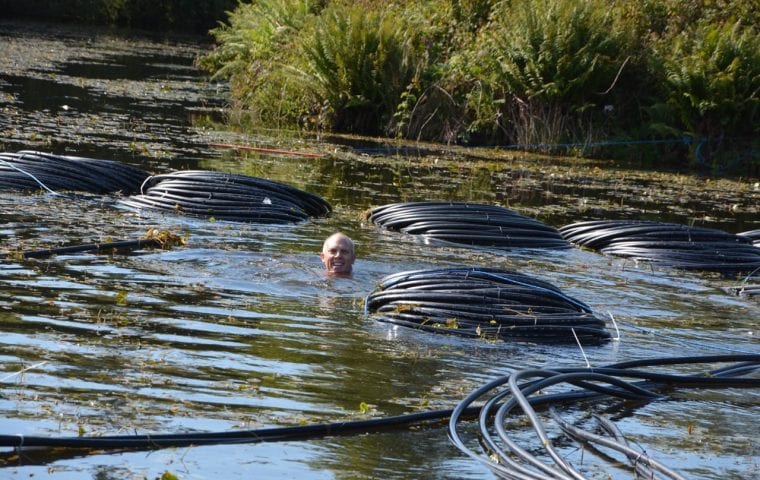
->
[1,19,759,480]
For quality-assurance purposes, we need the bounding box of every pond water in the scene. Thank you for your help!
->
[1,19,759,480]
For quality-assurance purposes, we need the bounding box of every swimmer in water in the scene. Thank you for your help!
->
[320,232,355,277]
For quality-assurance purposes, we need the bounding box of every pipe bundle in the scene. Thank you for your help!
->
[559,220,760,274]
[118,170,331,223]
[367,202,571,249]
[365,267,610,343]
[0,150,149,194]
[449,355,760,480]
[739,228,760,246]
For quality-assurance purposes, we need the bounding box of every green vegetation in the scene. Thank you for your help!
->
[458,0,641,147]
[200,0,759,173]
[196,0,318,126]
[297,3,422,135]
[648,20,760,169]
[5,0,756,173]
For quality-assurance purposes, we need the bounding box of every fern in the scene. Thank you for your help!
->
[464,0,637,150]
[198,0,321,125]
[296,3,425,134]
[648,20,760,166]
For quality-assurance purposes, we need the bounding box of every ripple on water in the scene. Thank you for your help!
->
[1,18,759,480]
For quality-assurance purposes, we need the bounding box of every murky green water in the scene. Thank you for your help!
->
[1,19,759,480]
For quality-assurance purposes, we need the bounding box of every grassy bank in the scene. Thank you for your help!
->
[199,0,759,174]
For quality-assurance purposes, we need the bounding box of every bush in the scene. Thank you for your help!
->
[295,3,424,135]
[199,0,321,128]
[458,0,640,151]
[647,20,760,170]
[200,0,759,174]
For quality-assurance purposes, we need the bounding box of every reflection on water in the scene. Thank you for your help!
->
[1,19,759,480]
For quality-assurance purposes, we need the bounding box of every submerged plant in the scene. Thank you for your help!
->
[144,228,186,248]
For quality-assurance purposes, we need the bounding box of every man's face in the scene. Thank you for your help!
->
[320,236,355,276]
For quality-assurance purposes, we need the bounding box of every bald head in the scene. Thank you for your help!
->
[320,233,355,276]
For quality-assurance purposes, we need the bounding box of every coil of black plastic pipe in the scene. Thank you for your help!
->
[367,201,571,249]
[0,151,150,194]
[559,219,760,275]
[739,228,760,246]
[365,267,610,343]
[118,170,332,223]
[449,354,760,480]
[1,353,757,474]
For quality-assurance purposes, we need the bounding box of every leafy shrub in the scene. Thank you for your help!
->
[647,20,760,169]
[199,0,758,173]
[460,0,639,151]
[199,0,321,127]
[293,3,426,135]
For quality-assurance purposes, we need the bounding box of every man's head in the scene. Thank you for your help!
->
[320,232,355,276]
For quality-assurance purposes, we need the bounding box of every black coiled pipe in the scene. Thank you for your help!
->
[118,170,331,223]
[449,354,760,480]
[559,219,760,274]
[365,267,609,343]
[368,201,571,250]
[1,353,756,479]
[0,151,150,194]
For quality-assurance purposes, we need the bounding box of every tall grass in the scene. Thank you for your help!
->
[198,0,320,128]
[294,3,423,135]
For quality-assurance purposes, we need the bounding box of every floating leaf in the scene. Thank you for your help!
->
[115,291,128,306]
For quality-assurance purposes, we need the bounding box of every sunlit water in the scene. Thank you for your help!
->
[1,19,759,480]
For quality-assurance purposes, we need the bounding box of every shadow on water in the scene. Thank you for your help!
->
[0,19,226,168]
[58,52,201,81]
[1,18,759,480]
